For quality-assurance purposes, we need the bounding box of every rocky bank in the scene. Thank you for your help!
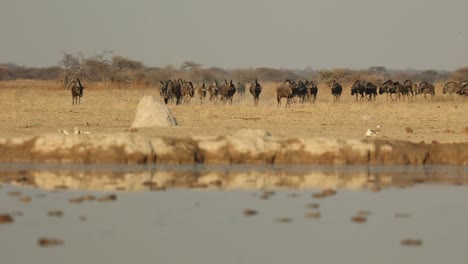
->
[0,129,466,165]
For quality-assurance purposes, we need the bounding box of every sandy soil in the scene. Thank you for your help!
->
[0,80,467,143]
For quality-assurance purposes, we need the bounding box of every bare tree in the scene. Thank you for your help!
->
[61,53,84,89]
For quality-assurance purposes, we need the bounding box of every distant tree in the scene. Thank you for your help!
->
[317,70,334,82]
[419,70,439,82]
[368,66,387,74]
[60,53,84,88]
[180,61,202,71]
[109,56,145,87]
[82,51,112,82]
[449,66,468,82]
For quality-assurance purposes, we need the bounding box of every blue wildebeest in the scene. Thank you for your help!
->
[237,82,246,100]
[249,78,262,106]
[305,79,318,104]
[196,82,207,104]
[379,80,403,101]
[417,81,435,99]
[330,80,343,102]
[181,81,195,104]
[402,80,415,100]
[71,78,84,105]
[350,80,366,102]
[443,81,463,96]
[276,79,294,108]
[219,80,236,104]
[208,80,219,103]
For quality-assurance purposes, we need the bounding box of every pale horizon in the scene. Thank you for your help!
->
[1,0,467,71]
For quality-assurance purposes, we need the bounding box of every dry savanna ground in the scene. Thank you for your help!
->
[0,80,467,143]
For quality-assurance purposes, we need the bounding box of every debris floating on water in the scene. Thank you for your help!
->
[0,214,14,224]
[401,239,423,247]
[243,209,258,216]
[38,238,64,247]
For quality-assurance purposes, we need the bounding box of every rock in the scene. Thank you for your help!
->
[0,134,467,165]
[365,129,377,138]
[131,96,177,128]
[405,127,414,133]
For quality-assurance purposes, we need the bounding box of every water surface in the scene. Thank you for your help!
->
[0,164,467,264]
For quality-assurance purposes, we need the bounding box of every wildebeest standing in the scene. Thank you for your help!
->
[293,80,308,103]
[417,81,435,99]
[208,80,219,103]
[71,78,84,105]
[218,79,229,103]
[305,80,318,104]
[159,80,171,104]
[330,80,342,102]
[172,79,183,104]
[249,79,262,106]
[380,80,403,101]
[219,80,236,104]
[196,82,207,104]
[181,81,195,104]
[276,80,293,107]
[365,82,377,101]
[443,81,463,95]
[237,82,246,100]
[402,80,415,100]
[350,80,366,102]
[459,82,468,96]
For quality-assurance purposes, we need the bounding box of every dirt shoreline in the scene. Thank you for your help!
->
[0,132,466,165]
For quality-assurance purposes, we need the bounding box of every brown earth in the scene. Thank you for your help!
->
[0,80,466,164]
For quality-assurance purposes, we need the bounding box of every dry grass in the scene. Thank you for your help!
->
[0,80,467,143]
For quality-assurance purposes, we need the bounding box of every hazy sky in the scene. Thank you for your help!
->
[1,0,467,70]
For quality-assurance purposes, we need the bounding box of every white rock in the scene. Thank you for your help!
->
[365,128,377,138]
[131,96,178,128]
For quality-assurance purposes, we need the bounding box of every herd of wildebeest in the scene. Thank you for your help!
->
[68,77,467,106]
[156,78,468,107]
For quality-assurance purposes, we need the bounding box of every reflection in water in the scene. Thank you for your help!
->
[0,163,466,191]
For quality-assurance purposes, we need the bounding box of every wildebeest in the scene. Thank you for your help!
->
[350,80,366,101]
[249,78,262,106]
[181,81,195,104]
[459,82,468,96]
[402,80,415,100]
[443,81,463,95]
[293,80,308,103]
[417,81,435,99]
[208,80,219,103]
[219,80,236,104]
[218,79,229,102]
[365,82,377,101]
[276,80,294,107]
[159,80,171,104]
[380,80,403,101]
[71,78,84,105]
[237,82,246,100]
[305,80,318,103]
[330,80,342,102]
[160,79,182,105]
[196,82,207,104]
